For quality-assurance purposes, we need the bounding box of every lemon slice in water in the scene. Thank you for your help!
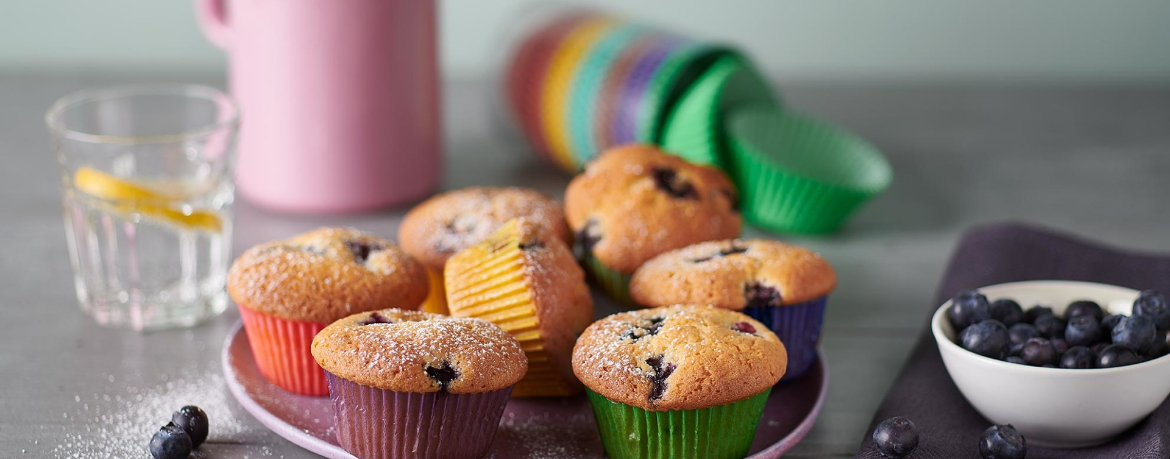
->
[73,167,223,233]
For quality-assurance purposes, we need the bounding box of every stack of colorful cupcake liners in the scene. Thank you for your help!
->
[502,10,893,234]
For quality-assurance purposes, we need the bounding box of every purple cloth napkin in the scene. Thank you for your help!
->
[856,222,1170,459]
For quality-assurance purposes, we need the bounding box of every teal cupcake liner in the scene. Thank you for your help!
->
[586,388,771,459]
[660,54,779,168]
[726,107,893,234]
[584,256,635,306]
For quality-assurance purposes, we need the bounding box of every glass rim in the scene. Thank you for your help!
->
[45,84,240,145]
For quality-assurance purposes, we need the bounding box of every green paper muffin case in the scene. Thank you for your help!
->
[726,107,893,234]
[636,44,732,145]
[584,256,635,306]
[660,54,780,168]
[586,388,771,459]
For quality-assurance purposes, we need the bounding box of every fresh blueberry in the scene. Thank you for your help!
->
[171,405,208,449]
[1101,314,1124,334]
[1112,315,1157,354]
[949,290,993,331]
[1091,342,1110,355]
[149,422,192,459]
[1066,300,1104,321]
[1009,342,1025,357]
[1065,315,1103,347]
[991,299,1025,326]
[1134,290,1170,330]
[960,320,1010,359]
[1145,340,1169,360]
[1007,323,1040,345]
[1020,338,1058,366]
[872,416,918,458]
[1051,338,1070,354]
[1033,314,1066,339]
[1006,356,1026,365]
[1060,346,1097,369]
[1097,344,1141,368]
[1025,305,1055,324]
[980,424,1027,459]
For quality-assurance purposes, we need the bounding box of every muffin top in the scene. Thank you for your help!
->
[630,239,836,310]
[572,305,785,411]
[444,218,594,394]
[563,145,741,274]
[398,187,572,270]
[227,227,428,324]
[312,309,527,394]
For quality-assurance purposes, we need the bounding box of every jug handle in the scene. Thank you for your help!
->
[194,0,231,49]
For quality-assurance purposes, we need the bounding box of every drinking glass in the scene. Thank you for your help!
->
[46,85,240,331]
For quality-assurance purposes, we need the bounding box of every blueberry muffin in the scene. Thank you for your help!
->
[312,309,526,459]
[630,239,835,380]
[399,187,572,314]
[564,144,741,304]
[572,305,785,459]
[444,218,593,397]
[227,227,428,396]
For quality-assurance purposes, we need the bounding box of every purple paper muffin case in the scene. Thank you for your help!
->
[326,372,513,459]
[611,38,685,145]
[742,296,828,382]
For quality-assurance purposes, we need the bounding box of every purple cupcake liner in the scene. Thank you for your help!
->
[326,372,513,459]
[742,296,828,382]
[611,38,686,145]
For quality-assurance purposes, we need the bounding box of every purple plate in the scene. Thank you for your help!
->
[222,321,828,458]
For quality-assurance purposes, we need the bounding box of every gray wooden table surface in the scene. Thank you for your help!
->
[2,73,1169,458]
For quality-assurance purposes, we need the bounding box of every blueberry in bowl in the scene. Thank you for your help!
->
[933,281,1170,447]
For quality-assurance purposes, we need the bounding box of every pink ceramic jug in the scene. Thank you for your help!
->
[196,0,442,213]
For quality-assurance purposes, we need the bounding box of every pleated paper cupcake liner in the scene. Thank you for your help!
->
[540,16,620,172]
[660,54,779,168]
[585,388,771,459]
[418,267,448,315]
[741,296,827,381]
[611,38,687,146]
[326,373,512,459]
[445,221,581,397]
[593,35,669,155]
[726,107,893,234]
[237,305,329,396]
[567,24,650,166]
[638,43,731,145]
[583,255,635,307]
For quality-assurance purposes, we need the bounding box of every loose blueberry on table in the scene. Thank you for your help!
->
[979,424,1027,459]
[172,405,209,448]
[872,416,919,458]
[949,289,1169,369]
[149,422,192,459]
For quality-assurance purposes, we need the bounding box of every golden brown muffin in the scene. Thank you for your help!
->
[630,239,836,309]
[572,305,785,411]
[311,309,527,394]
[563,144,741,274]
[227,227,429,324]
[444,218,594,397]
[398,187,572,269]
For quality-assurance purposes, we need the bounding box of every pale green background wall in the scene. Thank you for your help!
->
[1,0,1168,82]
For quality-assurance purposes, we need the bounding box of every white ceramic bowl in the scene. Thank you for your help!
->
[932,280,1170,448]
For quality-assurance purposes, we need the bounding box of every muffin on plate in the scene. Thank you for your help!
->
[312,309,526,459]
[445,217,593,397]
[399,187,572,314]
[573,305,785,459]
[630,239,835,380]
[564,144,741,304]
[227,227,428,396]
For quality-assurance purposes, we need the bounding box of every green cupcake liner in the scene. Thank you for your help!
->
[726,107,893,234]
[584,256,635,306]
[660,54,780,168]
[586,388,771,459]
[637,43,732,144]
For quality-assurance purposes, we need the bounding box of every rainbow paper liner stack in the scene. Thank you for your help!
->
[726,108,894,234]
[660,54,779,168]
[503,11,735,173]
[444,220,579,397]
[585,388,771,459]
